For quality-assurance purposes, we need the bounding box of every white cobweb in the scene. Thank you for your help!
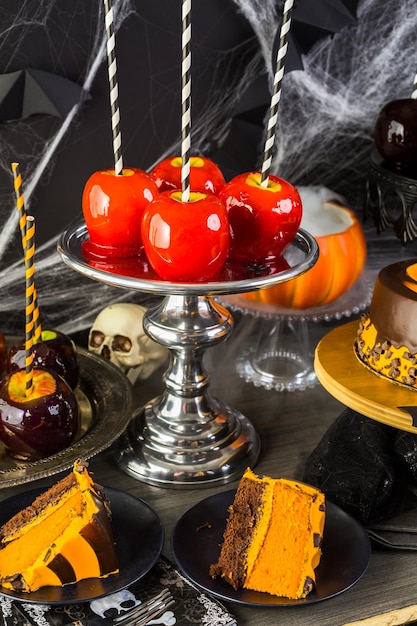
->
[0,0,414,337]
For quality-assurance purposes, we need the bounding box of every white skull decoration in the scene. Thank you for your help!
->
[90,589,140,618]
[88,303,168,383]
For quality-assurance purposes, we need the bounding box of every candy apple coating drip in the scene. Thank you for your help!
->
[8,330,79,389]
[219,172,302,267]
[0,368,79,461]
[81,167,158,259]
[141,190,230,282]
[150,156,226,195]
[374,98,417,172]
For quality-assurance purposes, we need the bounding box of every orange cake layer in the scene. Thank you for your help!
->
[0,460,118,592]
[210,468,325,599]
[355,259,417,388]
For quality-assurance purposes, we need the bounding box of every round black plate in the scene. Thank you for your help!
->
[0,487,164,603]
[172,489,371,606]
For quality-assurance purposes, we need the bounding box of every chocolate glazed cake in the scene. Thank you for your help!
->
[355,259,417,388]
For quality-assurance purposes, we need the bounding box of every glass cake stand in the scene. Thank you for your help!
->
[220,273,373,392]
[57,224,318,488]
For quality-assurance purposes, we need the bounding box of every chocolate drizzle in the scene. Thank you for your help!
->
[47,554,77,585]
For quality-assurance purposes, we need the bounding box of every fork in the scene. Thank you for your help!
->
[114,589,175,626]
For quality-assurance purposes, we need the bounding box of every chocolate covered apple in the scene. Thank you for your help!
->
[8,330,79,389]
[150,156,226,195]
[374,98,417,171]
[141,190,229,281]
[82,167,158,259]
[219,171,302,266]
[0,368,79,460]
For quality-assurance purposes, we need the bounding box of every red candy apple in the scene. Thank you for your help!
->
[141,190,229,282]
[82,167,158,258]
[150,156,226,194]
[219,171,302,265]
[374,98,417,170]
[0,368,79,460]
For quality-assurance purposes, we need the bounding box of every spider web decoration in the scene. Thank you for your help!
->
[0,0,260,335]
[268,0,417,201]
[0,0,414,337]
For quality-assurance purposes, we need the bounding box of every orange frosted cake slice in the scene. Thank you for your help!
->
[210,468,325,599]
[0,460,118,592]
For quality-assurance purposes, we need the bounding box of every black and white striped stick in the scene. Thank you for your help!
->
[103,0,123,176]
[261,0,294,187]
[181,0,192,202]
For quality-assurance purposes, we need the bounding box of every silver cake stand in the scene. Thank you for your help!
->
[58,224,318,488]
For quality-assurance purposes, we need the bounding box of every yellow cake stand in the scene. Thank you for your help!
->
[314,320,417,434]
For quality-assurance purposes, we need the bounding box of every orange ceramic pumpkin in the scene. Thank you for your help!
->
[243,201,367,309]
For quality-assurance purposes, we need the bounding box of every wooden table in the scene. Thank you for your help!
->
[2,309,417,626]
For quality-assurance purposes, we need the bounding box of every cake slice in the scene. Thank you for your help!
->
[0,460,118,592]
[209,468,325,599]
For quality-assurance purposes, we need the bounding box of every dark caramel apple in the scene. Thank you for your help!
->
[0,368,79,460]
[8,330,79,389]
[374,98,417,171]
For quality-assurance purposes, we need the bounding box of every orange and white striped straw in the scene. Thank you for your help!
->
[11,162,42,342]
[24,215,36,397]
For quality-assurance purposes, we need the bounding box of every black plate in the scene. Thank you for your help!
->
[172,489,371,606]
[0,487,164,604]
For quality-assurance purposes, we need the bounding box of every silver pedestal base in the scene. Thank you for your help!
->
[113,294,260,488]
[114,401,260,488]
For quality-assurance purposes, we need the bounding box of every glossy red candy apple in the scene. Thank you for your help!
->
[8,329,79,389]
[219,171,302,265]
[141,190,229,282]
[0,368,79,460]
[374,98,417,170]
[82,167,158,258]
[150,156,226,194]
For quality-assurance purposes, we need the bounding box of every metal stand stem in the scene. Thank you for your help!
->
[114,294,260,487]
